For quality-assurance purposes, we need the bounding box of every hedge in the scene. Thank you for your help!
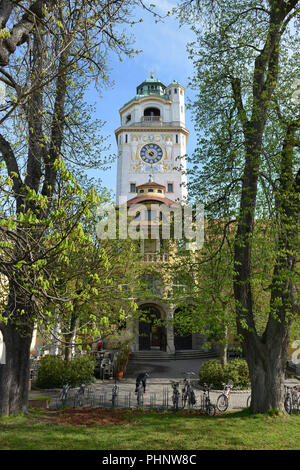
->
[198,359,251,390]
[36,355,96,389]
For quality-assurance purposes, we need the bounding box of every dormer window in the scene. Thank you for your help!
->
[148,189,154,193]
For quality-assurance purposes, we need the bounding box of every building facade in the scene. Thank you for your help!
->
[115,75,206,356]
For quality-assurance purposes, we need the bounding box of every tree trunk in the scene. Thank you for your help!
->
[64,312,77,362]
[0,322,33,416]
[245,328,289,413]
[219,324,228,366]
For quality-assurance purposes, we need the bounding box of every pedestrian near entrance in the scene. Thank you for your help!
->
[135,372,149,393]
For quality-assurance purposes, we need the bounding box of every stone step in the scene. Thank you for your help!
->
[175,350,217,360]
[128,350,217,362]
[129,351,173,361]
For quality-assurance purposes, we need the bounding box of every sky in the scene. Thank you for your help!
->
[86,1,197,199]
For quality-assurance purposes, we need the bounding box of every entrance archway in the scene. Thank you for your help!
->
[138,305,166,351]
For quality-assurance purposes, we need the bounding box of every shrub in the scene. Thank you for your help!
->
[36,355,65,389]
[198,359,250,390]
[36,355,96,389]
[65,355,96,386]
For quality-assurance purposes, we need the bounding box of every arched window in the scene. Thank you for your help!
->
[143,107,160,117]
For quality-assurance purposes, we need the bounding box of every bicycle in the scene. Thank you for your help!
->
[284,385,300,414]
[111,380,119,408]
[74,383,85,408]
[247,394,251,408]
[136,381,145,407]
[200,383,216,416]
[181,371,197,409]
[170,380,180,411]
[216,380,233,412]
[58,382,71,408]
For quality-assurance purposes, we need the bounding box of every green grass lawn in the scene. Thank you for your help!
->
[0,408,300,450]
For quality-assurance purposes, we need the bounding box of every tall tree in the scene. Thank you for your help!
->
[178,0,300,413]
[0,0,159,416]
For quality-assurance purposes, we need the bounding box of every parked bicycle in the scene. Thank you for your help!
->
[136,380,145,407]
[58,382,71,408]
[170,380,180,411]
[247,394,251,408]
[284,385,300,414]
[74,383,85,408]
[216,380,233,412]
[200,383,216,416]
[111,380,119,408]
[182,371,197,409]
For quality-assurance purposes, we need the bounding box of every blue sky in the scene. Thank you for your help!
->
[86,1,197,199]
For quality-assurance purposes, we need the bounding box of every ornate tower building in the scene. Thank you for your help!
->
[114,76,208,356]
[115,74,189,205]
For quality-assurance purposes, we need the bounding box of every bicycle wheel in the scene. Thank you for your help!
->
[206,404,216,416]
[284,396,292,414]
[247,395,251,408]
[137,391,143,407]
[173,394,179,411]
[216,394,228,412]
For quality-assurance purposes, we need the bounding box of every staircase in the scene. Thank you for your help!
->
[175,350,217,360]
[128,349,217,362]
[129,351,173,362]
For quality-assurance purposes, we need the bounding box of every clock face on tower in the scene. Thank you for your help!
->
[140,143,163,164]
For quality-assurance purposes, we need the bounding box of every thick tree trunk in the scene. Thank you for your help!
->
[244,328,289,413]
[0,281,35,417]
[0,322,33,416]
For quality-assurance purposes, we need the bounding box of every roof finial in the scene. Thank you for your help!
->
[150,70,154,79]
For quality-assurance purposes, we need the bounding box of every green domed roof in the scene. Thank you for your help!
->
[135,75,169,99]
[121,75,172,109]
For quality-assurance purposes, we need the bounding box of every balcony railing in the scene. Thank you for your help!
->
[141,116,162,123]
[144,252,169,263]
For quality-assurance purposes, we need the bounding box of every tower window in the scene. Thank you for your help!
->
[125,134,128,143]
[148,189,154,193]
[176,134,179,144]
[144,107,160,117]
[174,88,177,94]
[126,114,131,123]
[130,183,136,193]
[167,183,174,193]
[158,189,162,194]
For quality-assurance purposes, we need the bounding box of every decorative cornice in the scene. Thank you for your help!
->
[115,126,189,140]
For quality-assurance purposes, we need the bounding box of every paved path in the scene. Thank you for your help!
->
[29,357,300,412]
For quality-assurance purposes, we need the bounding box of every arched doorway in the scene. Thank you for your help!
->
[138,305,166,351]
[174,307,193,350]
